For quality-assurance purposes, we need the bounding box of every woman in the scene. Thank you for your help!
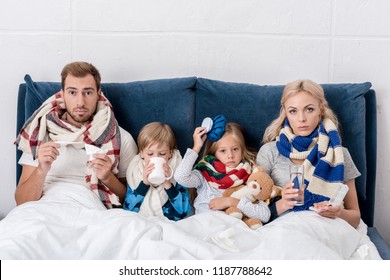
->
[257,79,361,228]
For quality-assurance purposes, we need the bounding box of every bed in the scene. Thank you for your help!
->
[1,75,388,260]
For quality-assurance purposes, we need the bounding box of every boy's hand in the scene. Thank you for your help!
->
[142,160,155,186]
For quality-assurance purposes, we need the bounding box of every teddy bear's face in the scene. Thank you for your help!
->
[246,168,274,201]
[245,180,261,196]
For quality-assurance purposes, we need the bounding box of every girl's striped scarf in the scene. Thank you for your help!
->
[195,155,251,190]
[15,91,122,209]
[276,118,345,209]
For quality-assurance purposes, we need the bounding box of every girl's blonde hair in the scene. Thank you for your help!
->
[137,122,177,152]
[202,122,256,165]
[262,79,339,143]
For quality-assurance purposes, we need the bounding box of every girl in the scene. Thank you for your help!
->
[123,122,191,221]
[174,122,271,226]
[257,79,361,228]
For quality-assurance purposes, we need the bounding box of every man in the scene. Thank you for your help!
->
[15,61,137,208]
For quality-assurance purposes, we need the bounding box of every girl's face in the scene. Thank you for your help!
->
[284,91,322,137]
[140,143,171,164]
[214,134,243,168]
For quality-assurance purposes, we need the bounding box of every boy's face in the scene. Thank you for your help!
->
[140,143,171,164]
[61,74,100,128]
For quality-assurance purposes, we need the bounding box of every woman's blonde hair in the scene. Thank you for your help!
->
[203,122,256,165]
[137,122,177,152]
[262,79,339,143]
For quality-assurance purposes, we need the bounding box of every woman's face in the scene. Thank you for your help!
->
[214,134,243,168]
[284,91,322,137]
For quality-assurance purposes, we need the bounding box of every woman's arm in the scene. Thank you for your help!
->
[316,179,361,228]
[338,180,361,228]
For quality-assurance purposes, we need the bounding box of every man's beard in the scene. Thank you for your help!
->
[66,108,93,125]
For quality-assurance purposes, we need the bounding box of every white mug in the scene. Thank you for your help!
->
[148,157,173,185]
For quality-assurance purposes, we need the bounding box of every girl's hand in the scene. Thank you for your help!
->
[209,197,239,210]
[192,127,208,154]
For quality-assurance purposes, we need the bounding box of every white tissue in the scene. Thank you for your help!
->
[84,144,108,160]
[205,228,239,252]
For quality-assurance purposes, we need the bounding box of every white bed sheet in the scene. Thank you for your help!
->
[0,182,381,260]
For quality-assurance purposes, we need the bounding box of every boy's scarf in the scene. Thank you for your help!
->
[126,150,182,218]
[195,155,251,190]
[276,118,345,203]
[15,91,122,209]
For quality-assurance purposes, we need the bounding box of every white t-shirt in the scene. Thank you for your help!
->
[18,127,137,189]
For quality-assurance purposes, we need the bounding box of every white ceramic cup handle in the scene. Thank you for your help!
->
[166,166,173,180]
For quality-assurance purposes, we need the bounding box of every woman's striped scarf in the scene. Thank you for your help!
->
[276,118,345,209]
[15,91,122,209]
[195,155,251,190]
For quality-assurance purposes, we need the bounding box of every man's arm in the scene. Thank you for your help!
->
[15,165,45,205]
[15,142,60,205]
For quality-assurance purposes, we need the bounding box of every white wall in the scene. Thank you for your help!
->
[1,0,389,243]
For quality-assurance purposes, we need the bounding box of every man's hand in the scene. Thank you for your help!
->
[91,154,113,181]
[37,141,60,173]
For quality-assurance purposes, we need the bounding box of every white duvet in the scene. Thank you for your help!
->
[0,182,381,260]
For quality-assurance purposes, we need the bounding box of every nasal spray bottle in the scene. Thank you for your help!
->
[328,183,349,206]
[310,183,349,212]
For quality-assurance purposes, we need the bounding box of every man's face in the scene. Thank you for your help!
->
[61,74,100,128]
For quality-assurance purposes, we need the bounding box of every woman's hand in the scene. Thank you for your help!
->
[192,127,207,154]
[209,197,239,210]
[313,201,342,219]
[276,182,299,215]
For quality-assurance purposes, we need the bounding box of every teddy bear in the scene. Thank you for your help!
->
[222,166,281,230]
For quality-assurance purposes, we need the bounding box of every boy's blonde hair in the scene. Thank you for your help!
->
[202,122,256,165]
[262,79,339,143]
[137,122,177,152]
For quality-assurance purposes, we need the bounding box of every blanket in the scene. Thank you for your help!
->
[0,182,381,260]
